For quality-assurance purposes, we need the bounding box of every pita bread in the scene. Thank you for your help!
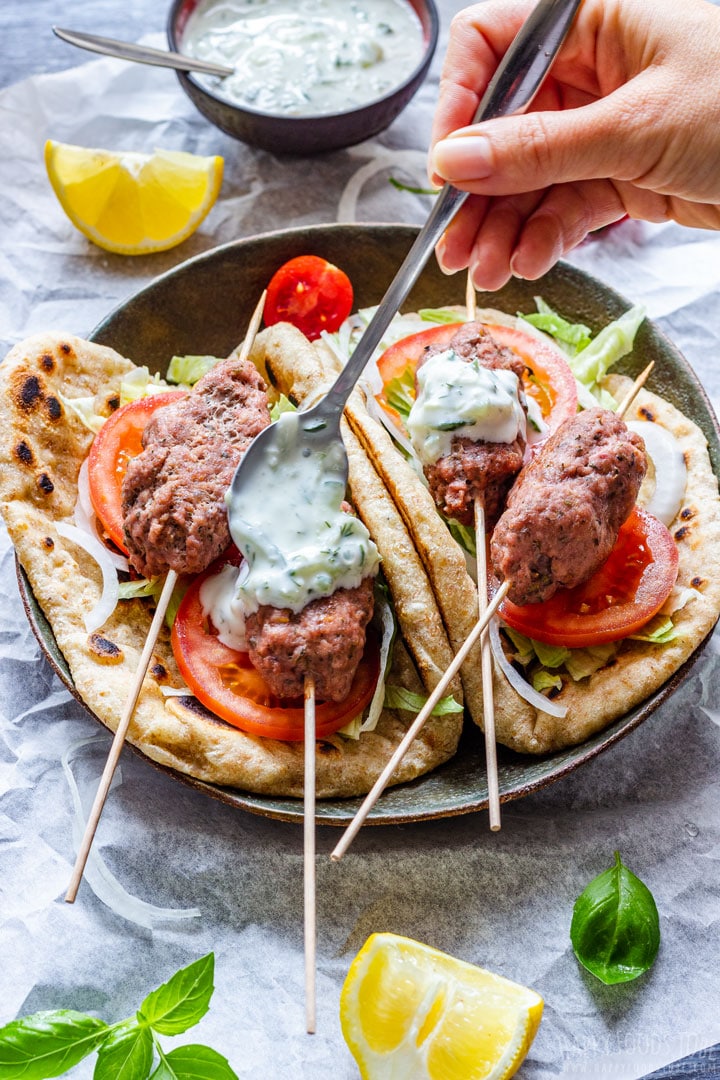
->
[0,331,463,798]
[346,321,720,754]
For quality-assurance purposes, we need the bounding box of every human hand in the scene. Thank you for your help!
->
[430,0,720,290]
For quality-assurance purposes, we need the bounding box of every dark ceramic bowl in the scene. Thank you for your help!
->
[16,223,720,825]
[167,0,439,154]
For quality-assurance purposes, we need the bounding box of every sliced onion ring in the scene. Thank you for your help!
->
[489,617,568,719]
[75,458,129,572]
[56,521,120,634]
[626,420,687,526]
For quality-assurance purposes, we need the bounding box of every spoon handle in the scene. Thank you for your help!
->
[323,0,583,415]
[52,26,235,77]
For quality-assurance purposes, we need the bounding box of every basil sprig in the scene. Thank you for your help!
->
[0,953,237,1079]
[570,852,660,985]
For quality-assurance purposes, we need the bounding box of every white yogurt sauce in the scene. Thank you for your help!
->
[181,0,426,117]
[224,411,379,616]
[199,561,249,651]
[407,349,527,466]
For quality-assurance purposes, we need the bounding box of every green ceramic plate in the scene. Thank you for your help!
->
[18,223,720,825]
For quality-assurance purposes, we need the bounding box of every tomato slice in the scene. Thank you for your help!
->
[171,552,380,740]
[499,507,679,648]
[483,323,578,435]
[376,320,578,438]
[264,255,354,341]
[87,390,186,552]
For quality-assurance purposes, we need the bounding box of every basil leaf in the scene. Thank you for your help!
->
[139,955,214,1036]
[0,1010,109,1078]
[571,852,660,984]
[149,1044,239,1079]
[94,1020,153,1080]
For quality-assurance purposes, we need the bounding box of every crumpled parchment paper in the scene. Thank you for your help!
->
[1,16,720,1079]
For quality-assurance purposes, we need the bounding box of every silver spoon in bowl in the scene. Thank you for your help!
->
[52,26,234,77]
[228,0,583,510]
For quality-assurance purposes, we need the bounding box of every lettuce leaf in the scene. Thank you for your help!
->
[628,616,677,644]
[384,367,416,420]
[567,305,646,393]
[418,307,465,325]
[270,394,297,421]
[383,685,464,716]
[58,393,106,434]
[120,366,167,405]
[520,297,592,354]
[532,669,563,694]
[166,354,221,385]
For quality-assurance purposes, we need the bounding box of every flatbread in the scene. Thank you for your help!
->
[348,332,720,754]
[0,331,463,798]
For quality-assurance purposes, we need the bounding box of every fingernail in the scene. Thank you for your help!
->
[509,253,526,279]
[432,135,493,182]
[435,238,452,274]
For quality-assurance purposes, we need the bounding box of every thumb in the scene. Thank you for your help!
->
[430,78,662,196]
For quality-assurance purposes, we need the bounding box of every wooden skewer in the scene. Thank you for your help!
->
[304,675,317,1034]
[66,569,178,902]
[465,275,501,829]
[331,580,510,861]
[66,292,269,903]
[475,499,501,831]
[616,361,654,419]
[465,269,477,318]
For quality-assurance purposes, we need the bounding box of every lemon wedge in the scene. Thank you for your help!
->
[340,933,543,1080]
[44,141,224,255]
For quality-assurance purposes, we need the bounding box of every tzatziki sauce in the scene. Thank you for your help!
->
[224,411,379,616]
[181,0,426,117]
[407,349,527,466]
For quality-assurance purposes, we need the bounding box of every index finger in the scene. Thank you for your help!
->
[430,1,535,152]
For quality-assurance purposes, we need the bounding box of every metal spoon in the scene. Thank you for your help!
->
[52,26,234,77]
[229,0,583,510]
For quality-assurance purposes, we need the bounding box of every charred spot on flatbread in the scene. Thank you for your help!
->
[14,441,34,466]
[37,473,54,495]
[17,374,44,412]
[40,353,55,373]
[87,634,124,664]
[45,396,62,422]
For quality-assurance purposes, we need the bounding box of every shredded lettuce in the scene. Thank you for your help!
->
[166,354,221,385]
[567,304,646,395]
[519,297,646,407]
[58,392,106,433]
[520,297,592,355]
[418,307,465,325]
[628,616,678,644]
[120,366,167,405]
[270,394,297,421]
[504,625,572,671]
[384,368,416,420]
[502,624,619,684]
[532,669,563,694]
[383,685,464,716]
[118,576,188,629]
[564,643,617,681]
